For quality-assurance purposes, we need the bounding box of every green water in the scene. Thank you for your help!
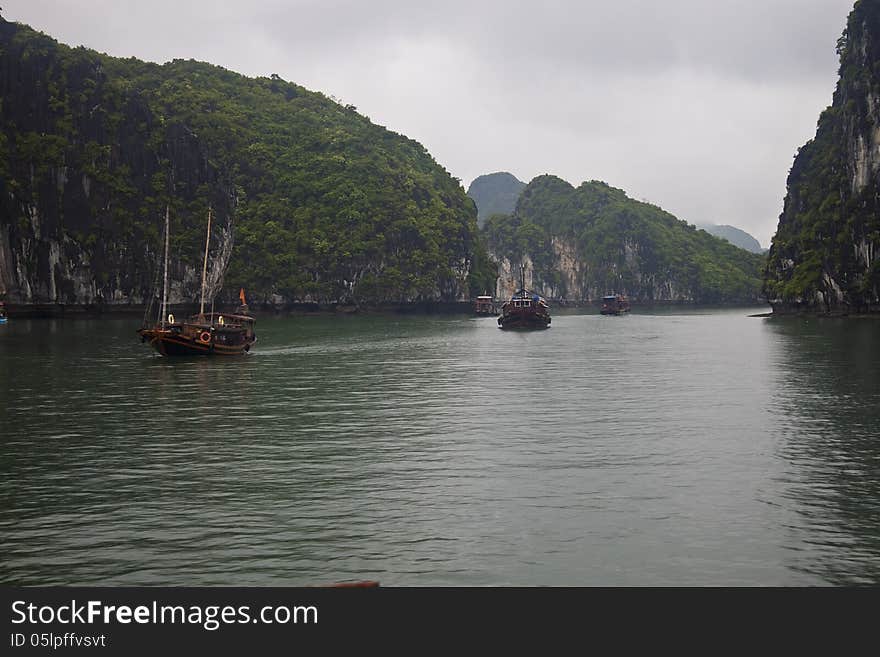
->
[1,308,879,585]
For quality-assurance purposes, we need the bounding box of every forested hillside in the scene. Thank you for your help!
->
[484,176,764,303]
[0,17,487,308]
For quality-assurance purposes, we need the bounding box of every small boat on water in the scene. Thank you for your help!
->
[473,295,497,316]
[498,269,551,330]
[600,294,631,315]
[0,301,7,324]
[138,307,256,356]
[137,206,256,356]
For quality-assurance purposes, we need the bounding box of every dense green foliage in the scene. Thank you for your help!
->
[466,172,526,227]
[484,176,764,303]
[0,18,481,305]
[764,0,880,310]
[698,224,764,254]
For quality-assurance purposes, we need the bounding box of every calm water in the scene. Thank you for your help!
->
[1,308,879,586]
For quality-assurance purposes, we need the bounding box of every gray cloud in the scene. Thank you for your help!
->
[3,0,857,246]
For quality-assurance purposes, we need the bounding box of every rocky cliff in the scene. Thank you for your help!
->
[485,176,764,303]
[0,18,479,311]
[764,0,880,313]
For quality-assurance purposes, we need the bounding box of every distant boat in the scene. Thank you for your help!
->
[600,294,631,315]
[497,268,551,330]
[0,301,7,324]
[473,295,497,316]
[137,206,256,356]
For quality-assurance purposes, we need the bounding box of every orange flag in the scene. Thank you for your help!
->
[239,288,246,305]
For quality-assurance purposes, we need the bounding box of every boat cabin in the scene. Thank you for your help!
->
[173,312,256,346]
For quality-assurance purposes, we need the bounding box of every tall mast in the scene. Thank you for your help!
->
[200,207,212,317]
[160,204,170,328]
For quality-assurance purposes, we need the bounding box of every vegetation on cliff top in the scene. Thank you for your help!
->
[484,175,765,303]
[0,18,482,305]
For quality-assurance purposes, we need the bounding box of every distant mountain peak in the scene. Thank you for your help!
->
[697,224,763,253]
[466,172,526,226]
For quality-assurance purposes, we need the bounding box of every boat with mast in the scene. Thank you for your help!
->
[497,266,551,330]
[137,206,256,356]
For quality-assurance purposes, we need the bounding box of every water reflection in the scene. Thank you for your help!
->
[766,317,880,584]
[2,312,880,585]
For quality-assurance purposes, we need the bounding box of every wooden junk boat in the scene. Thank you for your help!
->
[137,207,256,356]
[138,307,255,356]
[497,269,551,330]
[600,294,631,315]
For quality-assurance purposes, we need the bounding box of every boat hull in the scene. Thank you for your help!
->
[138,329,254,356]
[498,312,551,330]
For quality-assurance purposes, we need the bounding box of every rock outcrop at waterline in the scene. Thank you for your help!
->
[485,176,764,304]
[0,17,480,309]
[764,0,880,313]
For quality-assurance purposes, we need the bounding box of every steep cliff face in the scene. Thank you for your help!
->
[0,19,479,309]
[485,176,763,303]
[764,0,880,312]
[0,20,236,306]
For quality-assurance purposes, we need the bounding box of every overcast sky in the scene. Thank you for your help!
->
[3,0,857,247]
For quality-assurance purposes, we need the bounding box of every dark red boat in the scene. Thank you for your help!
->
[473,295,497,316]
[497,269,551,330]
[600,294,631,315]
[497,290,551,329]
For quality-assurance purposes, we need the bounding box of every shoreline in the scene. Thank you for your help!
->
[759,311,880,319]
[2,299,770,319]
[762,303,880,319]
